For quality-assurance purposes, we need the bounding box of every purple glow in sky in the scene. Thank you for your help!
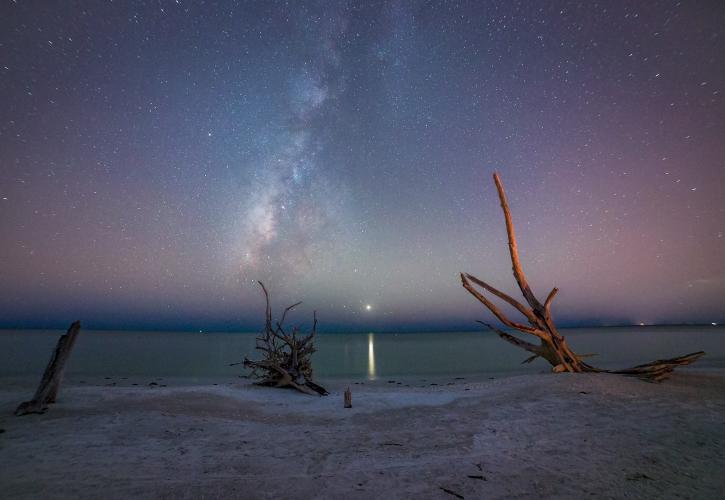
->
[1,1,724,331]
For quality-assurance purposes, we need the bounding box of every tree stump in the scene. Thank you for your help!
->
[15,321,81,415]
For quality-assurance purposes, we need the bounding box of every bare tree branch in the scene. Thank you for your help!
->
[461,273,545,338]
[492,172,545,312]
[238,282,328,395]
[464,273,541,327]
[543,287,559,313]
[476,321,543,355]
[460,172,704,381]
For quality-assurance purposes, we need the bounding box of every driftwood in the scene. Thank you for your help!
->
[236,282,328,395]
[461,173,704,382]
[15,321,81,415]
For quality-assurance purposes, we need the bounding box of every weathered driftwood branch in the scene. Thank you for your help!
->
[461,173,704,381]
[609,351,705,382]
[15,321,81,415]
[237,282,328,395]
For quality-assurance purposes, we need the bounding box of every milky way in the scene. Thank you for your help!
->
[1,1,724,331]
[239,5,348,280]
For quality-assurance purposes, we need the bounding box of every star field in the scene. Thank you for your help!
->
[1,1,724,331]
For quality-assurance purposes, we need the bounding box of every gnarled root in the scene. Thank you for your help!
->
[236,282,328,396]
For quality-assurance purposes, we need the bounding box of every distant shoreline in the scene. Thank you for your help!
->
[0,322,723,335]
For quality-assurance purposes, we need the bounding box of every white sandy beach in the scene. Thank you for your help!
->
[1,371,724,499]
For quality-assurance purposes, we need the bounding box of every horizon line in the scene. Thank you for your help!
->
[0,321,721,334]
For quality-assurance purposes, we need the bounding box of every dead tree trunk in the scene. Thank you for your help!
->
[15,321,82,415]
[235,282,328,395]
[461,173,704,382]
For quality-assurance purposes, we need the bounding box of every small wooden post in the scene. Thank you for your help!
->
[344,387,352,408]
[15,321,81,416]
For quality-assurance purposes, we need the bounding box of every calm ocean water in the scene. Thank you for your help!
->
[1,326,724,382]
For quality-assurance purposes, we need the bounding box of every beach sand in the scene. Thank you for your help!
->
[1,371,724,499]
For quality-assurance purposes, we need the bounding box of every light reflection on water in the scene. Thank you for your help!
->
[367,332,376,380]
[1,326,724,380]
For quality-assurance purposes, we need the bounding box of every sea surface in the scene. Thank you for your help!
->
[1,326,724,383]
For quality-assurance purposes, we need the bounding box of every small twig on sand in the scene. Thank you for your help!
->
[439,486,464,499]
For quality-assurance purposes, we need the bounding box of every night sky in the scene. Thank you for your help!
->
[1,1,724,332]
